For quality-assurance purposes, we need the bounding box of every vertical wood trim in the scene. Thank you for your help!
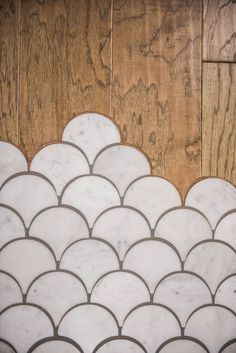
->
[202,63,236,183]
[0,0,20,145]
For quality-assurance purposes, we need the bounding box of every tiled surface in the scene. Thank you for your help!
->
[0,112,236,353]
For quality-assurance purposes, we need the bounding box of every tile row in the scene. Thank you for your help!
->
[0,303,236,353]
[1,202,236,262]
[1,136,236,230]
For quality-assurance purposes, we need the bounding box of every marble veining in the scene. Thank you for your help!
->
[0,112,236,353]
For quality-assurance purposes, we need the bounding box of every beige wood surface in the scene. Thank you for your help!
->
[203,0,236,62]
[0,0,19,144]
[19,0,111,160]
[202,63,236,183]
[112,0,202,193]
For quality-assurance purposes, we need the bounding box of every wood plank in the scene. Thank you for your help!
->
[202,63,236,184]
[112,0,202,196]
[19,0,111,160]
[0,0,19,144]
[203,0,236,62]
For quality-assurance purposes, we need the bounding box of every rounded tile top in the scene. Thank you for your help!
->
[30,143,89,195]
[185,178,236,229]
[62,113,121,164]
[0,141,27,188]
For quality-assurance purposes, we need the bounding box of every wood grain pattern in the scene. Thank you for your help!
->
[19,0,111,160]
[0,0,19,144]
[112,0,202,195]
[202,63,236,184]
[203,0,236,62]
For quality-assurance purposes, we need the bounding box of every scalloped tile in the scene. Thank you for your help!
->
[215,212,236,250]
[0,305,53,353]
[92,207,151,260]
[185,306,236,353]
[0,340,16,353]
[185,178,236,229]
[0,272,22,311]
[30,143,89,195]
[60,239,119,293]
[155,208,212,260]
[91,271,150,326]
[215,275,236,313]
[158,339,208,353]
[27,271,87,326]
[0,141,27,188]
[153,272,212,327]
[61,175,120,227]
[62,113,121,164]
[0,174,58,227]
[184,241,236,294]
[123,240,181,293]
[30,340,82,353]
[122,305,181,353]
[93,145,151,196]
[0,206,25,248]
[124,177,182,228]
[0,239,56,294]
[29,206,89,260]
[94,338,146,353]
[58,304,118,353]
[220,342,236,353]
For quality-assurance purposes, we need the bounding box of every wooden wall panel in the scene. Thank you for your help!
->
[203,0,236,62]
[202,63,236,184]
[0,0,19,144]
[112,0,202,194]
[19,0,112,160]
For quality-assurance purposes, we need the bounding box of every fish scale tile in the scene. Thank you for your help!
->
[0,112,236,353]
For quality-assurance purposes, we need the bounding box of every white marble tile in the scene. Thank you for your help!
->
[29,206,89,260]
[94,338,146,353]
[58,304,118,353]
[124,177,182,228]
[30,340,82,353]
[60,239,119,293]
[0,239,56,294]
[158,339,208,353]
[93,145,151,196]
[0,206,25,248]
[215,275,236,313]
[185,178,236,229]
[0,340,16,353]
[0,141,28,188]
[184,241,236,294]
[62,113,121,164]
[92,207,151,260]
[155,208,212,260]
[61,175,120,227]
[0,272,22,311]
[0,305,53,353]
[185,306,236,353]
[153,272,211,326]
[27,271,87,326]
[215,211,236,250]
[221,342,236,353]
[122,305,181,353]
[91,271,150,326]
[30,143,89,195]
[0,174,58,227]
[123,240,181,293]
